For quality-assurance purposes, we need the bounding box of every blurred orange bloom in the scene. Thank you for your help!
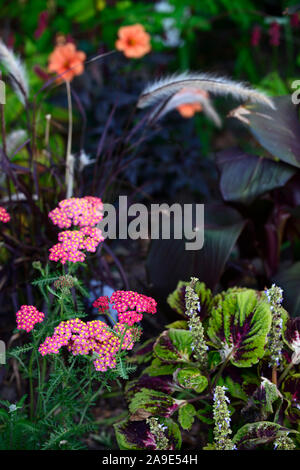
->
[115,24,151,59]
[176,88,209,118]
[48,43,86,82]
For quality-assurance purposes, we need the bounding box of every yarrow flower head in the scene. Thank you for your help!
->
[0,206,10,223]
[38,317,135,372]
[49,197,103,229]
[93,290,157,326]
[115,24,151,59]
[93,296,110,313]
[48,197,104,265]
[16,305,45,333]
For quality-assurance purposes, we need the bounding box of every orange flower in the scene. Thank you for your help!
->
[48,42,86,82]
[176,88,209,118]
[115,24,151,59]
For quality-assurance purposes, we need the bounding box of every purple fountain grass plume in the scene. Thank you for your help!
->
[0,40,29,105]
[138,72,275,111]
[149,88,222,127]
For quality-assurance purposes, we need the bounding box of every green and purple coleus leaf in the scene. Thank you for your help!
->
[175,367,208,394]
[167,280,213,321]
[178,403,196,431]
[143,357,179,377]
[207,289,272,367]
[114,417,181,450]
[128,388,184,420]
[232,421,297,450]
[153,328,193,363]
[125,374,175,402]
[282,374,300,424]
[283,317,300,364]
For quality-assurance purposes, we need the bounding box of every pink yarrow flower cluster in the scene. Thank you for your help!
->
[93,290,157,326]
[0,206,10,223]
[93,296,110,313]
[48,197,104,264]
[38,317,135,372]
[16,305,45,332]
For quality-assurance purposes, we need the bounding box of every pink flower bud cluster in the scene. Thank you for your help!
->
[290,13,300,28]
[48,197,104,264]
[0,206,10,223]
[93,296,110,313]
[269,22,280,47]
[16,305,45,332]
[38,317,135,372]
[251,25,261,47]
[93,290,157,326]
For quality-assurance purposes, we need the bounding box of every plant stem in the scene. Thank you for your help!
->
[210,351,233,391]
[272,365,277,386]
[28,350,35,420]
[79,384,105,426]
[278,361,294,386]
[65,80,74,198]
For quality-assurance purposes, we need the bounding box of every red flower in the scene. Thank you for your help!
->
[115,24,151,59]
[48,43,86,82]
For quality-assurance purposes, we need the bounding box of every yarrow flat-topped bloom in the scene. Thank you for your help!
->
[16,305,45,333]
[38,317,135,372]
[115,24,151,59]
[93,290,157,326]
[0,206,10,223]
[48,197,103,229]
[48,197,104,264]
[48,42,86,82]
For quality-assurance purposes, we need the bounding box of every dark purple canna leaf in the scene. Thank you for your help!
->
[232,96,300,168]
[273,262,300,317]
[216,147,296,205]
[147,203,245,298]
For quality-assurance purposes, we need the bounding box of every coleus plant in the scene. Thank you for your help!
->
[114,278,300,450]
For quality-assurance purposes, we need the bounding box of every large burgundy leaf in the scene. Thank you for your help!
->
[273,262,300,317]
[234,96,300,168]
[147,203,245,299]
[216,148,296,205]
